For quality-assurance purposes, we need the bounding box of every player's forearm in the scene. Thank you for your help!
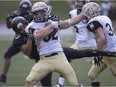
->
[78,49,116,57]
[21,39,33,56]
[70,13,86,26]
[97,38,106,50]
[34,24,54,39]
[59,13,86,29]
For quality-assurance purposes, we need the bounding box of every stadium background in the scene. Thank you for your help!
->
[0,0,116,86]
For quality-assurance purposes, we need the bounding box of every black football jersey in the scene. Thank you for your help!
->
[6,10,34,23]
[13,34,39,62]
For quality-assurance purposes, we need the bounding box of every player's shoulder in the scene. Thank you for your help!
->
[14,34,23,40]
[6,10,19,19]
[87,16,103,31]
[69,9,77,14]
[13,34,27,46]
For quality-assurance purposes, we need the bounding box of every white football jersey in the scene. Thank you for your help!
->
[87,15,116,51]
[26,19,63,55]
[69,9,97,47]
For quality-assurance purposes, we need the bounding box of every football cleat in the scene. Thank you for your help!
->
[54,83,63,87]
[0,74,6,83]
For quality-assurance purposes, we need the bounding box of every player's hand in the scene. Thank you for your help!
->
[27,27,35,39]
[94,55,103,66]
[50,15,59,21]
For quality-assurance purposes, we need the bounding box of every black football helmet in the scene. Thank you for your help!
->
[19,0,32,14]
[11,16,28,34]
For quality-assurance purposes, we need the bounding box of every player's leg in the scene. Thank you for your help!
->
[56,47,76,87]
[56,46,98,86]
[55,52,79,86]
[0,45,20,83]
[103,56,116,77]
[40,72,52,86]
[88,61,107,87]
[25,58,52,87]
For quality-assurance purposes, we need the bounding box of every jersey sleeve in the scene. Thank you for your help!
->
[87,20,103,32]
[6,11,17,22]
[13,35,25,48]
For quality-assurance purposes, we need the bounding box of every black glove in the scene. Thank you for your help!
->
[94,55,103,66]
[50,15,59,21]
[27,27,35,39]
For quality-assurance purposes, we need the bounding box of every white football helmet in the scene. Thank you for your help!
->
[31,2,51,22]
[82,2,101,19]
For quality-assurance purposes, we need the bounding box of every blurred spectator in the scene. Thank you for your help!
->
[101,0,112,16]
[67,0,75,9]
[109,2,116,21]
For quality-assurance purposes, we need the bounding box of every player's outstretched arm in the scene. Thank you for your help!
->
[96,50,116,57]
[76,49,116,58]
[59,13,86,29]
[63,48,116,60]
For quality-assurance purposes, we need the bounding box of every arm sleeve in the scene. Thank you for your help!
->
[87,20,103,32]
[13,35,25,48]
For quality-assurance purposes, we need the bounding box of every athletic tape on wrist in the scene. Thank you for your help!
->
[33,30,38,39]
[51,21,59,29]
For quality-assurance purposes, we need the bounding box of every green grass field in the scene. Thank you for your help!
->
[0,33,116,86]
[0,0,116,86]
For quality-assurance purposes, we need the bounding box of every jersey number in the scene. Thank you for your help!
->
[106,23,115,36]
[74,26,79,33]
[43,29,58,42]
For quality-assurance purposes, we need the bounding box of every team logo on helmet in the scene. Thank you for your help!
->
[82,2,101,19]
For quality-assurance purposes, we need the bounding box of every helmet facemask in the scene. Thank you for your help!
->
[33,8,49,22]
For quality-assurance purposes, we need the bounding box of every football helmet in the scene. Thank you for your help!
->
[11,16,28,34]
[31,2,51,22]
[19,0,32,14]
[75,0,90,13]
[82,2,101,19]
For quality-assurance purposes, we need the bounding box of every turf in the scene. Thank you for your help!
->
[0,1,116,86]
[0,33,116,86]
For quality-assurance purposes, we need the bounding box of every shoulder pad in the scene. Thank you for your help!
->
[49,15,59,21]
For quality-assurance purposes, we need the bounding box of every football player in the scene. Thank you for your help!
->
[82,2,116,87]
[6,16,107,86]
[10,16,53,86]
[0,0,34,83]
[25,2,81,87]
[56,0,97,86]
[25,1,116,87]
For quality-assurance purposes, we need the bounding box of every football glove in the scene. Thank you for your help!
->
[50,15,59,21]
[27,27,35,39]
[94,55,103,66]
